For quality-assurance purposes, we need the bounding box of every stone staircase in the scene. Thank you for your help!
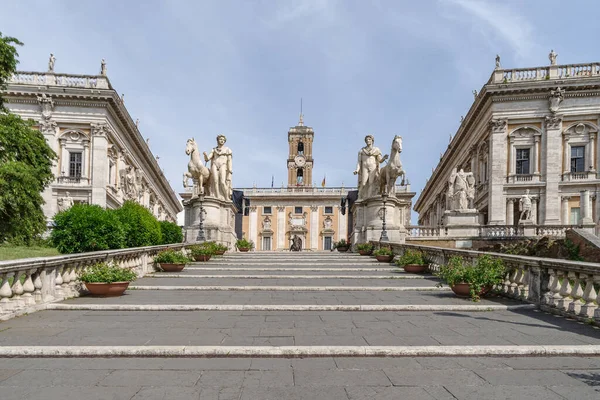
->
[1,251,600,399]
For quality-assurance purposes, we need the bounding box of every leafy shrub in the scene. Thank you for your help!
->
[160,221,183,244]
[235,238,254,249]
[334,239,348,249]
[396,250,426,266]
[373,247,393,257]
[51,204,125,253]
[114,201,162,248]
[154,249,192,264]
[189,245,214,257]
[436,255,506,301]
[78,262,137,283]
[356,243,373,252]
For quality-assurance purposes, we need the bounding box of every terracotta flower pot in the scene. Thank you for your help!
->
[215,250,226,255]
[375,255,393,263]
[403,264,428,273]
[84,282,130,297]
[193,254,211,262]
[159,263,186,272]
[358,250,372,256]
[337,247,349,252]
[451,283,492,298]
[238,247,250,252]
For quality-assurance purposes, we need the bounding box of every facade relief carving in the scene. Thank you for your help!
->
[120,165,140,201]
[489,119,507,133]
[549,87,565,114]
[545,114,563,129]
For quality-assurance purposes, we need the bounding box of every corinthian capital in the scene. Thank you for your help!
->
[489,118,507,133]
[91,122,111,137]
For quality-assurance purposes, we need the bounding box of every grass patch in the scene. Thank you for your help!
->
[0,244,60,261]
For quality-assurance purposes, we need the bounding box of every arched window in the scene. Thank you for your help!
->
[296,168,304,185]
[297,141,304,155]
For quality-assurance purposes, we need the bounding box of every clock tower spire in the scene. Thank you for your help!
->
[287,109,314,187]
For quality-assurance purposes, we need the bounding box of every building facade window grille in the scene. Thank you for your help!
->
[324,206,333,214]
[69,152,82,177]
[263,206,272,214]
[294,206,302,214]
[570,146,585,172]
[515,148,530,174]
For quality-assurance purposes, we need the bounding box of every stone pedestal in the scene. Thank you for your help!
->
[442,210,480,237]
[519,219,536,237]
[183,196,237,250]
[350,196,406,245]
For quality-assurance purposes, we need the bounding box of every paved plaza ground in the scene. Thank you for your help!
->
[0,252,599,399]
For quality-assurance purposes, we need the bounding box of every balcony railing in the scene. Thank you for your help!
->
[56,176,90,185]
[479,225,524,238]
[9,71,110,90]
[506,174,540,184]
[490,62,600,84]
[407,226,444,238]
[561,171,597,181]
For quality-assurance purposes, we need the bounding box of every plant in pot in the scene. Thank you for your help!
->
[211,242,228,255]
[356,243,373,256]
[436,255,506,301]
[189,244,214,262]
[396,249,428,273]
[235,238,254,252]
[373,247,394,263]
[79,262,138,297]
[334,239,349,252]
[154,249,193,272]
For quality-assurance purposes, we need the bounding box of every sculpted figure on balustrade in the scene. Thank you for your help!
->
[446,168,476,211]
[519,189,533,223]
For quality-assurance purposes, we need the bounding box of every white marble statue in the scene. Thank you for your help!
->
[122,166,139,200]
[379,135,406,195]
[48,53,56,72]
[447,168,476,211]
[204,135,233,201]
[353,135,388,200]
[495,54,501,70]
[57,191,74,212]
[100,58,107,75]
[183,138,211,196]
[519,189,533,222]
[549,49,557,66]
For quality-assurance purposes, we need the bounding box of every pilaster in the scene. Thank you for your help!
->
[488,119,508,224]
[276,206,285,250]
[310,205,319,250]
[544,115,563,224]
[90,123,109,208]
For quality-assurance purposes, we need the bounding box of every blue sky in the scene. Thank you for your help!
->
[2,0,599,221]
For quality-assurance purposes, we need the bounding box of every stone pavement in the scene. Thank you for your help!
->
[0,251,599,399]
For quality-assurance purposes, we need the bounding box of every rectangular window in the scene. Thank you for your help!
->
[263,206,272,214]
[294,206,302,214]
[263,236,272,251]
[570,207,580,225]
[324,236,332,250]
[570,146,585,173]
[515,149,530,175]
[324,206,333,214]
[69,152,82,177]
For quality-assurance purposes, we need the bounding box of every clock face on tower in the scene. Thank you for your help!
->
[294,155,306,167]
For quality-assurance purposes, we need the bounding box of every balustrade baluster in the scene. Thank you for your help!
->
[544,269,559,306]
[567,272,584,315]
[520,266,530,300]
[10,271,24,310]
[21,269,35,306]
[54,266,64,299]
[32,269,43,303]
[0,272,14,312]
[61,265,72,297]
[513,268,525,298]
[579,274,597,318]
[557,270,573,311]
[508,269,519,297]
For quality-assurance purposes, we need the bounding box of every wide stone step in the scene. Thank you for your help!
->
[134,277,439,287]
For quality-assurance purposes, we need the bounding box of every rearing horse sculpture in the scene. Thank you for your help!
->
[379,135,406,195]
[183,138,211,196]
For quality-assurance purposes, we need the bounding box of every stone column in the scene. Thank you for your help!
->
[589,133,596,172]
[338,205,347,241]
[506,199,515,226]
[561,196,570,225]
[248,206,258,248]
[562,134,570,175]
[276,206,285,250]
[533,135,541,174]
[544,116,563,224]
[90,123,109,207]
[59,138,67,176]
[82,138,90,181]
[488,119,508,225]
[580,190,593,224]
[310,206,319,250]
[531,198,538,224]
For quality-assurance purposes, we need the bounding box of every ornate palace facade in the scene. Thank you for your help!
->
[3,61,182,222]
[415,54,600,231]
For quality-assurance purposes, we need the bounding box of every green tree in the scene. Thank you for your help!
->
[160,220,183,244]
[114,200,163,247]
[0,32,57,244]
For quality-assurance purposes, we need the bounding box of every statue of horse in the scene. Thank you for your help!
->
[379,135,406,195]
[183,138,211,196]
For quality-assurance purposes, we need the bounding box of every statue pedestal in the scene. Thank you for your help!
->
[519,219,535,236]
[350,196,406,246]
[443,210,480,237]
[183,196,237,249]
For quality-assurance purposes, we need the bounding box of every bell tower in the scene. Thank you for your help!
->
[287,112,314,187]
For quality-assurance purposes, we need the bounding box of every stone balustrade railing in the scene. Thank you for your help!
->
[479,225,524,238]
[376,242,600,324]
[407,226,444,238]
[490,62,600,84]
[0,244,188,319]
[9,71,111,90]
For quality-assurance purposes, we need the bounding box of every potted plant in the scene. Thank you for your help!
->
[212,242,228,255]
[373,247,394,263]
[189,244,214,262]
[396,249,428,273]
[436,255,506,301]
[236,238,254,252]
[79,262,137,297]
[334,239,349,252]
[154,249,193,272]
[356,243,373,256]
